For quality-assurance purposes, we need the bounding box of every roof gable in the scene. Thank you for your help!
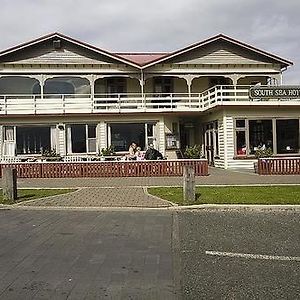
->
[0,32,140,68]
[143,34,293,68]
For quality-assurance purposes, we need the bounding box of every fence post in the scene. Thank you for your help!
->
[2,168,17,202]
[183,165,195,202]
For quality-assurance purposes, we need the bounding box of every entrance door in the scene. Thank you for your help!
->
[204,122,218,166]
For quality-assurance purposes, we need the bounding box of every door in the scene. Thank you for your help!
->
[204,122,218,166]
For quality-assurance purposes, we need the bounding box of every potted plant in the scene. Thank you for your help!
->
[184,145,203,159]
[254,147,273,173]
[99,145,115,161]
[42,149,62,162]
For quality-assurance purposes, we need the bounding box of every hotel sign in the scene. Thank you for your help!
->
[249,86,300,99]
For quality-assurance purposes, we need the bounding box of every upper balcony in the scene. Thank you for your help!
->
[1,85,299,115]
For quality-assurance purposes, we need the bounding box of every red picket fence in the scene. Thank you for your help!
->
[0,160,209,178]
[258,157,300,175]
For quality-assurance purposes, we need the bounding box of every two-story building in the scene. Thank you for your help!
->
[0,32,299,169]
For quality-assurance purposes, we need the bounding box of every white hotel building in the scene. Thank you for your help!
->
[0,32,299,169]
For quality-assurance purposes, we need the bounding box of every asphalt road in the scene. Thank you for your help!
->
[0,208,299,299]
[0,209,175,300]
[178,208,300,299]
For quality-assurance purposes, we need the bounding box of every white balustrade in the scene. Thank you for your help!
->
[0,86,299,115]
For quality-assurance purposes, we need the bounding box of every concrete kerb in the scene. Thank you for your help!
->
[1,203,300,212]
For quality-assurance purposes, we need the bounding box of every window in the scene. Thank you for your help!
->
[235,119,246,156]
[249,120,273,154]
[16,126,51,154]
[106,78,126,96]
[109,123,156,152]
[68,124,97,154]
[153,77,173,95]
[234,118,300,157]
[276,120,299,154]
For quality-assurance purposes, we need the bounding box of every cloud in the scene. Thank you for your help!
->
[0,0,299,83]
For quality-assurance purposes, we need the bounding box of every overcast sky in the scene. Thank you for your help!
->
[1,0,299,83]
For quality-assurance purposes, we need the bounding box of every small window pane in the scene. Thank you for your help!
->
[88,139,96,153]
[236,119,245,128]
[236,131,246,155]
[88,125,96,138]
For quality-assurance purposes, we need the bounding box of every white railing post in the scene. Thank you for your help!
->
[118,94,121,112]
[170,93,173,110]
[91,94,94,113]
[144,93,147,112]
[33,95,37,114]
[220,85,223,104]
[62,95,65,114]
[4,96,7,115]
[234,84,237,101]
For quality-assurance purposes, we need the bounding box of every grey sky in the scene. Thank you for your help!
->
[1,0,299,83]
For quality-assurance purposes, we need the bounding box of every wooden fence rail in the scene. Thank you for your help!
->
[0,160,209,178]
[258,157,300,175]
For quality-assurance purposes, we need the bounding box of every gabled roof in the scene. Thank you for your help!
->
[141,34,293,69]
[0,32,141,68]
[0,33,293,69]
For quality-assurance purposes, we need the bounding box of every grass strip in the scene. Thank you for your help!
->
[0,189,76,205]
[148,186,300,205]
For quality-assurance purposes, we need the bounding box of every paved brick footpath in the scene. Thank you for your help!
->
[17,187,171,208]
[15,168,300,189]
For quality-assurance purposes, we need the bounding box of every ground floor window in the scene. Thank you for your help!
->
[249,120,273,154]
[16,126,51,154]
[276,119,299,154]
[109,123,155,152]
[234,118,300,156]
[67,124,97,154]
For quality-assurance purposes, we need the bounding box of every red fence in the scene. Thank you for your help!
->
[0,160,209,178]
[258,157,300,175]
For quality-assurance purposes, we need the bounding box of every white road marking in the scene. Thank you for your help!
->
[205,251,300,262]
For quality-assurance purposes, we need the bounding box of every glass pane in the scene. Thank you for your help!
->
[71,125,86,153]
[276,119,299,154]
[236,119,245,128]
[249,120,273,154]
[16,126,50,154]
[88,125,96,138]
[236,131,246,155]
[5,127,14,141]
[110,123,145,151]
[147,124,154,137]
[87,139,96,153]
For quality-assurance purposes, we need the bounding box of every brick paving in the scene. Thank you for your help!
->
[17,187,171,208]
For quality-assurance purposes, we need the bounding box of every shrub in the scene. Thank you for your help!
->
[100,145,115,156]
[254,147,273,158]
[184,145,203,159]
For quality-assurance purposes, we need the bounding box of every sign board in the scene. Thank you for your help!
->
[249,86,300,99]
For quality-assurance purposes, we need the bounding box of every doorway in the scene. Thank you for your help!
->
[204,121,218,166]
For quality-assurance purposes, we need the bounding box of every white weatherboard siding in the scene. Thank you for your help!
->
[57,124,66,156]
[99,122,107,151]
[0,126,3,157]
[214,118,225,168]
[158,119,165,155]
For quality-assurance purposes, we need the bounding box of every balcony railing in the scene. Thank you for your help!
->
[0,85,299,115]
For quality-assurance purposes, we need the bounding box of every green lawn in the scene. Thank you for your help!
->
[148,186,300,205]
[0,189,76,205]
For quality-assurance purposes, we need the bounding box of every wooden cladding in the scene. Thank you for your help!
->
[258,158,300,175]
[0,160,209,178]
